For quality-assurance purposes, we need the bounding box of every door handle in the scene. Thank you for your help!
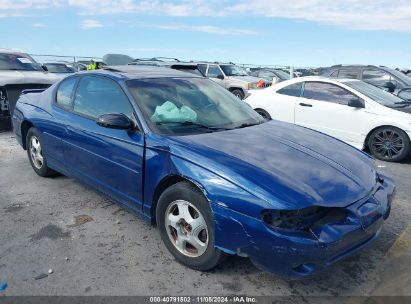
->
[299,103,313,107]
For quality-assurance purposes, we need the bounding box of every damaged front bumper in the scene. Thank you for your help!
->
[212,173,395,280]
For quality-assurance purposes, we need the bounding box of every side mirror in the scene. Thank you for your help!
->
[216,74,224,80]
[348,98,365,108]
[383,81,396,93]
[97,113,134,130]
[42,65,48,72]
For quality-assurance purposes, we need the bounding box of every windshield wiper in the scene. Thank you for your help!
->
[394,101,411,105]
[156,121,231,131]
[233,122,262,129]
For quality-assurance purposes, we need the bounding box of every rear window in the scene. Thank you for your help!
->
[277,83,302,97]
[56,77,77,109]
[0,52,44,71]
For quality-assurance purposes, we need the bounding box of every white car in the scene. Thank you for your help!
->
[245,76,411,162]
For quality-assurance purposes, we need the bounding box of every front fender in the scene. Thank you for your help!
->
[143,146,273,254]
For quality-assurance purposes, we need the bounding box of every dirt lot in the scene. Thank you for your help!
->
[0,131,410,300]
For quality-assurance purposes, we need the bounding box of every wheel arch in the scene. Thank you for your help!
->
[150,174,208,226]
[254,108,272,119]
[228,87,245,94]
[21,120,34,150]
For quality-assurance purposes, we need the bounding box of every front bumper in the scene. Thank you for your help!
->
[213,173,395,280]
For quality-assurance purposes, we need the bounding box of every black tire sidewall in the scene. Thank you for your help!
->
[368,127,410,162]
[231,89,244,100]
[156,181,224,271]
[26,128,53,176]
[255,108,272,120]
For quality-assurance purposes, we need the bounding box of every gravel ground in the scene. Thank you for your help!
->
[0,131,410,299]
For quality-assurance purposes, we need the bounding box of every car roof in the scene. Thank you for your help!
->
[329,64,393,71]
[283,76,362,84]
[0,48,27,55]
[78,65,203,81]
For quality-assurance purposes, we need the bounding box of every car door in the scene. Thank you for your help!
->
[207,65,226,88]
[268,82,302,123]
[63,75,145,210]
[41,76,78,174]
[294,81,367,148]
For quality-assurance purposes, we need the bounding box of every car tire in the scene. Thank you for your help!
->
[255,108,272,120]
[231,89,245,100]
[156,181,226,271]
[368,126,410,162]
[26,127,56,177]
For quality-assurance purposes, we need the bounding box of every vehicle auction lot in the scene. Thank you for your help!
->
[1,131,410,299]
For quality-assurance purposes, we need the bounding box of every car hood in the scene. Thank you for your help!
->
[226,75,262,83]
[166,120,377,209]
[0,71,61,86]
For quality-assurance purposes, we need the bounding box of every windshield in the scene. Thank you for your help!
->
[44,64,74,73]
[345,80,405,106]
[127,78,264,135]
[0,52,44,71]
[382,67,411,86]
[273,70,290,80]
[220,65,248,76]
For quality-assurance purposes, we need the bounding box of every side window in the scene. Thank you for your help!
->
[198,64,207,75]
[277,83,302,97]
[338,69,359,79]
[362,69,390,82]
[329,70,338,78]
[56,77,77,109]
[73,76,134,120]
[303,82,359,105]
[259,71,274,79]
[207,65,224,78]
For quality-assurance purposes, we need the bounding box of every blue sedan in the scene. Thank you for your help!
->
[12,66,395,279]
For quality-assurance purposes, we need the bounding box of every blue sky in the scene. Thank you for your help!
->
[1,0,411,68]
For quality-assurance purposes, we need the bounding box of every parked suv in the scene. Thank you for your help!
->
[0,49,60,131]
[321,65,411,101]
[197,62,271,99]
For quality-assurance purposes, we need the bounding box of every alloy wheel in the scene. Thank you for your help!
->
[29,136,44,169]
[165,200,209,258]
[370,129,405,160]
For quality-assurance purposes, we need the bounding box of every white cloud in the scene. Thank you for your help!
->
[71,0,411,32]
[122,21,258,35]
[228,0,411,32]
[31,22,46,27]
[155,24,258,35]
[0,0,64,10]
[80,19,103,29]
[1,0,411,32]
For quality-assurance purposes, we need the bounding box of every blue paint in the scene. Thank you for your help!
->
[0,282,7,292]
[12,68,395,279]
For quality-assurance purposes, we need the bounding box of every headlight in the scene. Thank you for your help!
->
[247,83,254,89]
[261,206,346,232]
